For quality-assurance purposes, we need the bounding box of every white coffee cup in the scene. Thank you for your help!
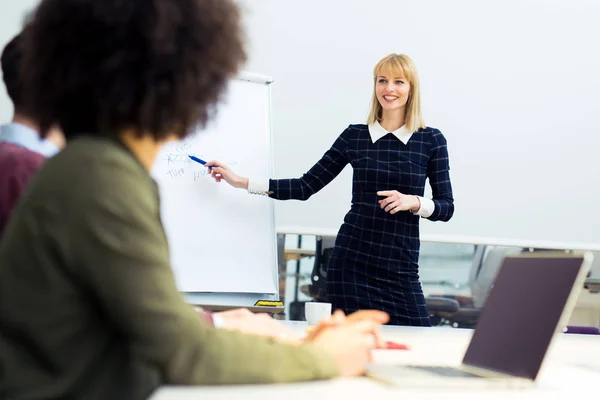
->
[305,302,332,325]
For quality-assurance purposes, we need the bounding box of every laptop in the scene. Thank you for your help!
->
[366,251,593,389]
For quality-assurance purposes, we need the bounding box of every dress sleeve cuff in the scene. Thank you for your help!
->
[413,196,435,218]
[247,177,270,196]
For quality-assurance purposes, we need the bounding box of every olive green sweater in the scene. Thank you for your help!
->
[0,136,337,400]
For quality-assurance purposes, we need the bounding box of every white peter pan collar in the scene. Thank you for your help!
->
[368,121,413,144]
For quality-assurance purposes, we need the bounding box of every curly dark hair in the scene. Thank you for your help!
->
[20,0,246,140]
[1,33,25,111]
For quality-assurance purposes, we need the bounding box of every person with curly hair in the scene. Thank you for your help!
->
[0,0,387,399]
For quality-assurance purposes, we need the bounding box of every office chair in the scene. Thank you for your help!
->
[426,245,522,328]
[424,245,484,327]
[286,236,335,320]
[304,235,335,302]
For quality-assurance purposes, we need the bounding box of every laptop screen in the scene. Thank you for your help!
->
[462,254,585,380]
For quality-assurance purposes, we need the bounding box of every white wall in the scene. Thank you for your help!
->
[238,0,600,249]
[4,1,600,249]
[0,0,40,122]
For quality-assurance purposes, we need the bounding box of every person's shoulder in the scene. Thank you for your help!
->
[59,136,132,160]
[0,141,46,160]
[341,123,369,138]
[53,136,145,176]
[0,142,46,172]
[347,123,368,130]
[416,126,443,136]
[0,143,46,203]
[0,144,48,233]
[40,136,153,195]
[417,126,447,145]
[28,136,158,215]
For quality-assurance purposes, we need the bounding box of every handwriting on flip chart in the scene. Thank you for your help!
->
[166,154,188,165]
[166,168,185,179]
[160,151,239,182]
[162,135,199,153]
[193,170,210,181]
[158,134,242,182]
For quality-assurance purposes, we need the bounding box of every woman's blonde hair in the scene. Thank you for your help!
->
[366,53,425,133]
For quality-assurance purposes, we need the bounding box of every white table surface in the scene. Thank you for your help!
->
[149,321,600,399]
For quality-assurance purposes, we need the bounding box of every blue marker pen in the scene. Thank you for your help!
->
[188,155,216,168]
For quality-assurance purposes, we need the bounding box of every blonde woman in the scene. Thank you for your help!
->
[208,54,454,326]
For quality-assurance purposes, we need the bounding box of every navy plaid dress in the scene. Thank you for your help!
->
[269,124,454,326]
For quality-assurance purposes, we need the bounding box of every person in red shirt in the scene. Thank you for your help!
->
[0,33,66,237]
[0,144,46,237]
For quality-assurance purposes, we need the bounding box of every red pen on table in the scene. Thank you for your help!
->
[384,341,410,350]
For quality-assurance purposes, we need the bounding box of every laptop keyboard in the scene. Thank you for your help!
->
[408,366,483,378]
